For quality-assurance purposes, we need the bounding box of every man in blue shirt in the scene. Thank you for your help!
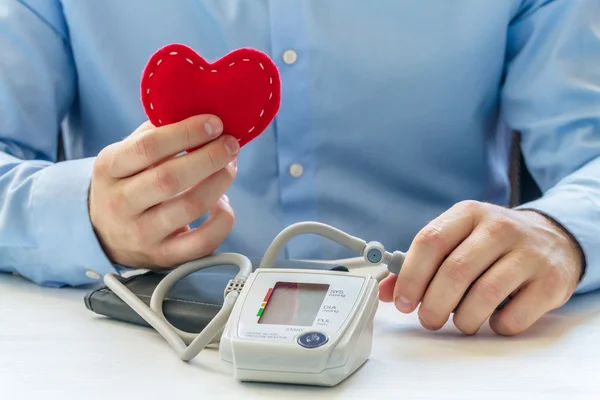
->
[1,0,599,336]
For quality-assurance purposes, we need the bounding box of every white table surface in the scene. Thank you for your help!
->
[1,272,600,400]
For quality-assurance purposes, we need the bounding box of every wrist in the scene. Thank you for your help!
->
[518,208,585,283]
[88,181,115,264]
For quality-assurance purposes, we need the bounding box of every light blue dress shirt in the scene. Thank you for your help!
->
[1,0,600,293]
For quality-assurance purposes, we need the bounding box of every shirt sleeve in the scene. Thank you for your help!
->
[502,0,600,294]
[0,0,117,287]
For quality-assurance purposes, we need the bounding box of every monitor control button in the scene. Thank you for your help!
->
[297,331,328,349]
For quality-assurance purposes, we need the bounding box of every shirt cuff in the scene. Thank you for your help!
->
[515,187,600,294]
[31,157,117,286]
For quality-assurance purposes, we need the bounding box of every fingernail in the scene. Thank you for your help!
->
[222,194,230,204]
[224,136,240,155]
[394,296,412,313]
[204,117,222,138]
[229,158,238,171]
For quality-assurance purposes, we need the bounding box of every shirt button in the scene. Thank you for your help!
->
[289,163,304,178]
[85,270,101,280]
[282,49,298,65]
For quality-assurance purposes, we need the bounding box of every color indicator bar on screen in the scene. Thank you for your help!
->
[257,287,273,317]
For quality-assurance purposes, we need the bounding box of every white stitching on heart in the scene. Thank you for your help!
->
[145,52,275,133]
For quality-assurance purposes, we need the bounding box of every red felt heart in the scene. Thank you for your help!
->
[140,43,281,147]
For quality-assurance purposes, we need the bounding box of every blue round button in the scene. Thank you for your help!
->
[297,331,329,349]
[367,248,383,263]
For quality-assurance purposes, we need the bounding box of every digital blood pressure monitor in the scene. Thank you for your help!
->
[103,221,406,387]
[220,268,379,386]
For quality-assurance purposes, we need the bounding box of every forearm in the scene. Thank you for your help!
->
[0,147,116,286]
[0,0,119,285]
[502,0,600,294]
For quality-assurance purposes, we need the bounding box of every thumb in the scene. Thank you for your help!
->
[129,120,156,138]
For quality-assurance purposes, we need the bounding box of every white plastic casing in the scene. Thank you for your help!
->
[219,268,379,387]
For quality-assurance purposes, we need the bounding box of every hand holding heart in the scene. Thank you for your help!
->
[379,200,584,336]
[88,44,280,268]
[90,116,239,268]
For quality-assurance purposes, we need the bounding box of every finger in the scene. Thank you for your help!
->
[488,279,555,336]
[393,201,483,313]
[156,198,235,266]
[121,134,239,213]
[417,220,516,330]
[451,251,532,335]
[379,273,397,302]
[139,162,236,241]
[107,114,224,178]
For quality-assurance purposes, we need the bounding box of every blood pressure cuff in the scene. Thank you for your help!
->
[84,259,348,333]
